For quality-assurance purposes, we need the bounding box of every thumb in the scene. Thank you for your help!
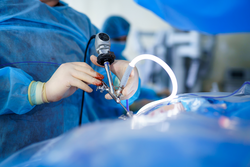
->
[90,55,103,67]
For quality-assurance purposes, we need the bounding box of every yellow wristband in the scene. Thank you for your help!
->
[42,83,49,103]
[28,81,35,106]
[35,81,44,105]
[28,81,48,105]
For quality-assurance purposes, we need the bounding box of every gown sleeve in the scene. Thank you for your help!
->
[0,67,35,115]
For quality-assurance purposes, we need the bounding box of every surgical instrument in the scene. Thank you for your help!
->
[95,33,133,118]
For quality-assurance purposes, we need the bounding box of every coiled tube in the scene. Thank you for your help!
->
[128,54,178,115]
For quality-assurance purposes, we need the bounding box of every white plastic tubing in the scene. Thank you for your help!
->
[129,54,178,115]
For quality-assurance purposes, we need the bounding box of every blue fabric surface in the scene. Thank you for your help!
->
[0,0,139,161]
[177,81,250,119]
[2,84,250,167]
[2,105,250,167]
[134,0,250,34]
[180,97,250,119]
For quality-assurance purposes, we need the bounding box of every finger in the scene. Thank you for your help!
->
[71,62,93,69]
[122,88,134,98]
[71,70,103,86]
[74,65,104,80]
[104,93,113,100]
[121,67,139,94]
[90,55,104,67]
[109,60,127,78]
[70,77,93,93]
[120,90,136,100]
[121,77,135,95]
[109,61,136,81]
[120,73,138,99]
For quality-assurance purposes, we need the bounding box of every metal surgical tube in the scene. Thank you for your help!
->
[104,62,114,94]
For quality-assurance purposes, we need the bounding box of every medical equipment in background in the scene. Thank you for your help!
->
[168,30,201,93]
[133,29,215,94]
[168,30,216,93]
[133,31,170,92]
[224,68,250,92]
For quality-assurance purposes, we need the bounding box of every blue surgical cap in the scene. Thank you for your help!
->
[102,16,130,39]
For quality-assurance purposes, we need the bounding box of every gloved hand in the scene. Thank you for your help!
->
[45,62,104,102]
[90,55,139,100]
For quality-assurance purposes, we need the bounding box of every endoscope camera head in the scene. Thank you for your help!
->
[95,33,110,55]
[95,32,115,66]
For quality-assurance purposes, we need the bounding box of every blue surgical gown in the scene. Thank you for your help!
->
[0,0,140,161]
